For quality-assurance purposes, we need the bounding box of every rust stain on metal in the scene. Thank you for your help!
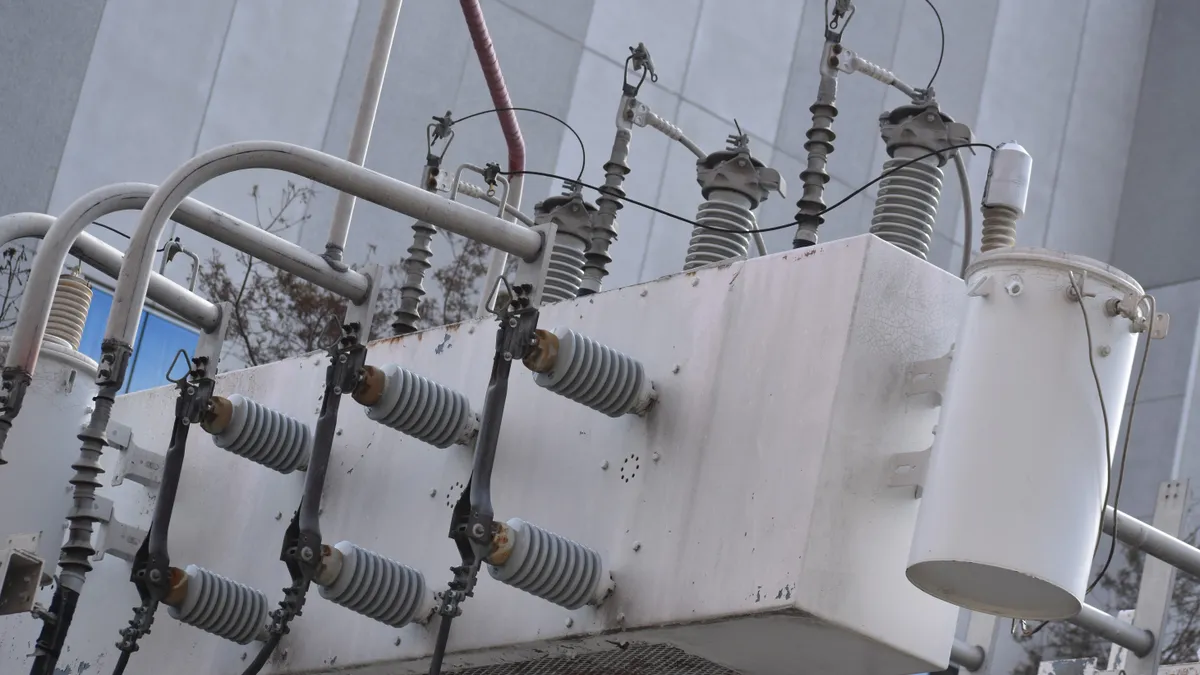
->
[435,333,453,355]
[352,365,385,406]
[200,395,233,435]
[164,566,189,607]
[522,330,559,373]
[488,521,514,565]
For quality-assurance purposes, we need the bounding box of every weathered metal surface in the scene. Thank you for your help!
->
[0,235,965,675]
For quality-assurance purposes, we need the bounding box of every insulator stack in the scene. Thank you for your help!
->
[45,272,92,350]
[536,187,597,304]
[168,565,269,645]
[979,141,1032,253]
[202,394,311,473]
[868,153,944,259]
[317,541,435,627]
[355,364,479,447]
[980,205,1019,252]
[488,518,614,609]
[527,328,656,417]
[580,127,631,296]
[684,191,756,270]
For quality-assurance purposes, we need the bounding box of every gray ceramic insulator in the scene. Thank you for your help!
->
[364,363,479,447]
[868,153,944,260]
[542,231,589,303]
[488,518,613,609]
[684,190,756,270]
[169,565,269,645]
[318,541,435,627]
[533,328,656,417]
[210,394,312,473]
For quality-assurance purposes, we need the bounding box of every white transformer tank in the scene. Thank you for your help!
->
[907,248,1144,620]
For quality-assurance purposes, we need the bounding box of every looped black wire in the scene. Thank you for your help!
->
[318,313,344,353]
[449,106,586,183]
[485,275,515,317]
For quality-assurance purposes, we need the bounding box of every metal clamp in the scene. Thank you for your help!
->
[905,349,953,405]
[887,449,930,498]
[109,421,164,489]
[89,497,148,563]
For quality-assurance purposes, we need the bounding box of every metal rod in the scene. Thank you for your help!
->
[325,0,403,263]
[1068,603,1155,657]
[0,213,212,327]
[104,141,542,349]
[950,639,985,672]
[1106,506,1200,579]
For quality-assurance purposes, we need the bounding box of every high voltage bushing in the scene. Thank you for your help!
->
[535,185,597,304]
[979,141,1032,252]
[868,102,972,260]
[166,565,270,644]
[354,363,479,448]
[316,541,436,627]
[683,134,783,271]
[488,518,614,609]
[524,328,656,417]
[201,394,312,473]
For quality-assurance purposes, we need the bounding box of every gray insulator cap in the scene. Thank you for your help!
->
[169,565,269,645]
[364,364,479,448]
[533,328,657,417]
[318,541,436,627]
[488,518,614,609]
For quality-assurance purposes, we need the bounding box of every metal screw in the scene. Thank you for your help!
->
[925,113,937,122]
[468,327,475,334]
[1098,345,1112,357]
[148,569,162,582]
[300,547,314,562]
[333,386,343,395]
[1005,275,1024,296]
[508,318,518,328]
[565,617,574,628]
[471,523,486,538]
[616,612,625,623]
[429,489,437,498]
[652,452,660,463]
[275,512,283,520]
[181,418,190,426]
[640,289,648,297]
[737,159,748,167]
[336,429,343,436]
[691,279,699,287]
[339,354,348,363]
[601,460,609,470]
[632,541,642,552]
[186,387,195,395]
[672,364,681,374]
[503,351,513,361]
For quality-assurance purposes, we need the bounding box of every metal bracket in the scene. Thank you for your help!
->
[887,448,930,498]
[0,533,43,616]
[512,222,557,308]
[345,262,382,342]
[109,421,164,488]
[906,348,953,405]
[89,496,148,563]
[194,301,233,377]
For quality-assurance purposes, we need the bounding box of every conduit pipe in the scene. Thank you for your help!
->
[949,639,985,672]
[5,181,375,377]
[1067,603,1155,657]
[325,0,403,264]
[0,213,210,326]
[1105,506,1200,579]
[104,141,542,350]
[461,0,527,317]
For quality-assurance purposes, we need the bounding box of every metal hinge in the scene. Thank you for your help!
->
[887,448,930,499]
[906,348,952,405]
[88,496,147,563]
[109,421,164,489]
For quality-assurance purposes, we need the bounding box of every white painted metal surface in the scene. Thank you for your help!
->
[0,236,966,674]
[0,338,97,578]
[908,248,1144,620]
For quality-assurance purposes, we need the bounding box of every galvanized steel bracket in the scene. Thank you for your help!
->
[89,496,148,563]
[109,421,164,489]
[905,348,952,405]
[887,448,929,498]
[512,222,557,308]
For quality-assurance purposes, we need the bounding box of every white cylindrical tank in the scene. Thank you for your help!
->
[0,282,98,582]
[907,248,1143,620]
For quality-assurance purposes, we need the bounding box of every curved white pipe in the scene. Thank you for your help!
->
[6,181,375,375]
[325,0,403,262]
[104,141,543,348]
[0,213,213,326]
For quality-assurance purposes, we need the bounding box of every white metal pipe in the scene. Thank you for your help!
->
[1106,506,1200,578]
[475,173,523,317]
[6,181,374,376]
[455,181,535,226]
[1067,603,1154,657]
[101,141,542,348]
[325,0,403,263]
[950,639,985,672]
[0,213,214,327]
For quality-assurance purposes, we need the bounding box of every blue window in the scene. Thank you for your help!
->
[78,285,200,393]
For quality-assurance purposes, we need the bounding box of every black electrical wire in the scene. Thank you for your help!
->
[450,106,587,183]
[89,221,170,253]
[922,0,946,92]
[110,650,131,675]
[240,632,283,675]
[507,142,996,235]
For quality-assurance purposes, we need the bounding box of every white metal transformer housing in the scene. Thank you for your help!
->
[0,338,97,585]
[908,248,1143,620]
[0,235,966,675]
